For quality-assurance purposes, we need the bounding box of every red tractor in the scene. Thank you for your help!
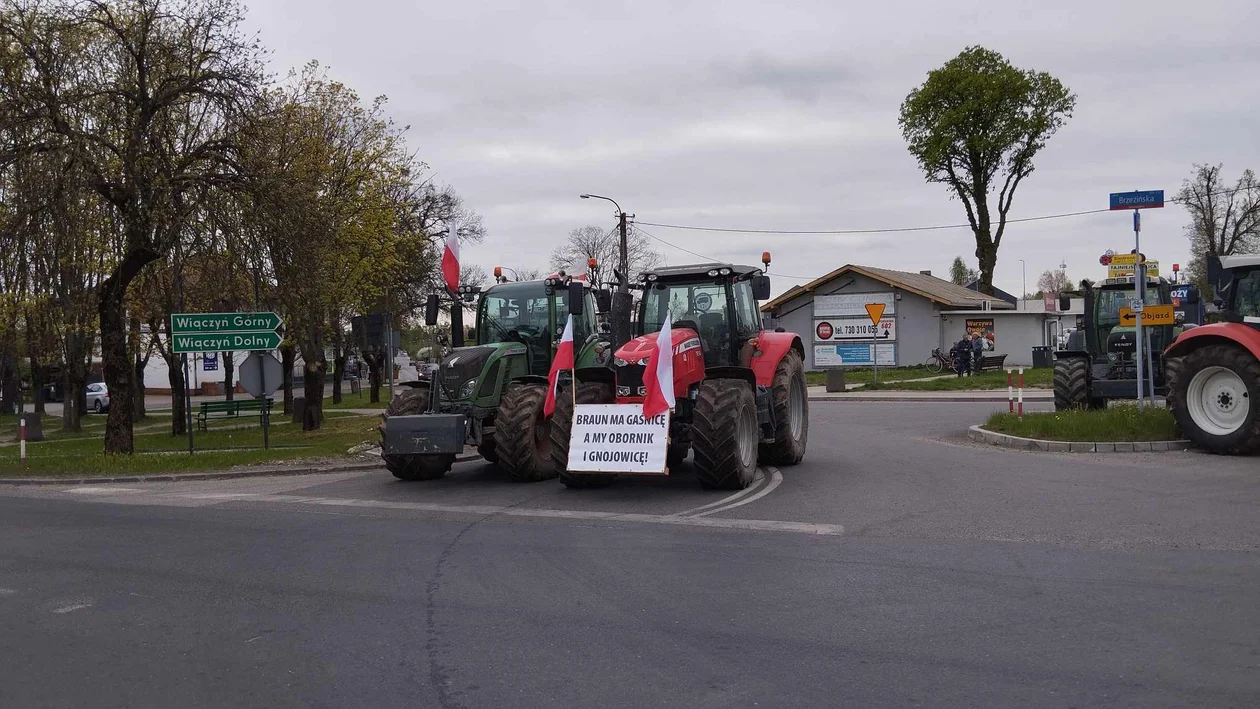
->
[550,254,808,489]
[1164,255,1260,454]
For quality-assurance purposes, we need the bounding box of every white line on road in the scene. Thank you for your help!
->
[667,469,767,518]
[172,492,844,536]
[51,601,92,614]
[65,487,145,495]
[690,467,784,518]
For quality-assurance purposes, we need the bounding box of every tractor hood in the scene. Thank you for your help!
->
[436,342,526,401]
[614,328,702,365]
[1107,327,1137,355]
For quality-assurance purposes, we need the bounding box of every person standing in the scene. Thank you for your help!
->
[953,333,972,377]
[971,331,984,374]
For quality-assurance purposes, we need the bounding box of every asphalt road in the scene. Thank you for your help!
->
[2,401,1258,708]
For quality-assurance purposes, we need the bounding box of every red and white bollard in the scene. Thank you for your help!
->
[1017,368,1025,421]
[19,417,27,469]
[1007,370,1014,414]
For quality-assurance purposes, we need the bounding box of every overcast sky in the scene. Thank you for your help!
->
[246,0,1259,297]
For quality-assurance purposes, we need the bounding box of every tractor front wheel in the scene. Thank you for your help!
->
[1170,345,1260,455]
[494,382,557,482]
[379,388,454,481]
[1053,357,1092,411]
[759,349,808,465]
[552,381,618,488]
[692,379,758,490]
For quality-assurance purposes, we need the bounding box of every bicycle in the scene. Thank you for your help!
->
[925,347,955,374]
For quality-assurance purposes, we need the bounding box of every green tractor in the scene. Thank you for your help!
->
[1053,275,1179,409]
[380,273,611,481]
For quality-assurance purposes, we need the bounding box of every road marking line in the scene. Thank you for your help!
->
[0,588,15,596]
[667,470,767,517]
[65,487,145,495]
[51,601,92,614]
[173,492,842,536]
[690,467,784,518]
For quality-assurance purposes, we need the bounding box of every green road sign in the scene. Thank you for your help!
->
[172,331,283,354]
[170,311,282,335]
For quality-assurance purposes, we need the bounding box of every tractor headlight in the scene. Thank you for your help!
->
[719,267,731,275]
[613,357,628,367]
[458,379,478,399]
[707,269,718,277]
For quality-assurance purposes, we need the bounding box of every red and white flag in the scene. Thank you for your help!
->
[543,314,575,418]
[441,231,460,292]
[642,314,675,418]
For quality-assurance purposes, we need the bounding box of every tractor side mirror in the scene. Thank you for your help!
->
[595,289,612,314]
[751,275,771,301]
[1058,294,1071,312]
[424,293,440,326]
[567,282,585,316]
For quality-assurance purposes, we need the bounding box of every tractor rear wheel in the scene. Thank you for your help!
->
[379,388,454,481]
[552,381,618,488]
[1170,345,1260,455]
[692,378,758,490]
[759,349,808,465]
[1053,357,1091,411]
[494,381,557,482]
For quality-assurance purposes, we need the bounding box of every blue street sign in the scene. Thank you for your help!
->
[1110,190,1164,210]
[203,352,219,372]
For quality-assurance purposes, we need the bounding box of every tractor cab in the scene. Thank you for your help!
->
[635,263,771,368]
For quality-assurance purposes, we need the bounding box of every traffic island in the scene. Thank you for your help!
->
[969,407,1190,453]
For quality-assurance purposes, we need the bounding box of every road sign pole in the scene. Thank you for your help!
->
[183,353,194,454]
[871,332,878,384]
[257,351,269,450]
[1134,208,1145,407]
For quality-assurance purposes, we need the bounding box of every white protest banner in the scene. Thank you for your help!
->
[567,403,669,474]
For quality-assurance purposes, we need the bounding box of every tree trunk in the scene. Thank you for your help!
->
[99,283,135,453]
[30,357,45,416]
[363,346,383,403]
[0,351,18,416]
[331,345,345,405]
[280,343,296,414]
[130,316,147,420]
[975,234,997,296]
[61,332,88,433]
[223,351,234,401]
[301,358,326,431]
[163,352,187,436]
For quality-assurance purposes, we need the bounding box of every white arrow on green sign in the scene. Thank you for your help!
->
[171,311,282,335]
[172,331,283,354]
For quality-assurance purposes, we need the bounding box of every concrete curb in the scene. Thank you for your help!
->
[967,425,1191,453]
[0,453,482,486]
[814,394,1050,403]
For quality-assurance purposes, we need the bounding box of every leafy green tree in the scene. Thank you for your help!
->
[900,46,1075,295]
[949,256,979,285]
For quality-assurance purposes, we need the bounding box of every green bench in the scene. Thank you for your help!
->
[197,398,273,431]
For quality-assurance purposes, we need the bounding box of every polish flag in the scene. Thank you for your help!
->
[642,314,675,418]
[441,231,460,292]
[543,314,575,418]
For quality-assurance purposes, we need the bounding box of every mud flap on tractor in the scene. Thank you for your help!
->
[756,385,776,443]
[383,414,467,455]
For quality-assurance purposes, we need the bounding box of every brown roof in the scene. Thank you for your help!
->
[761,264,1011,312]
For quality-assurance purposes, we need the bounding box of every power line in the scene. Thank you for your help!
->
[635,188,1244,236]
[632,225,816,281]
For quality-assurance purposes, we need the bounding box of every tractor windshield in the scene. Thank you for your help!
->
[478,282,555,345]
[642,280,728,335]
[1096,287,1161,325]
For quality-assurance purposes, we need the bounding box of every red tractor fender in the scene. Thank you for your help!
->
[749,331,805,387]
[1164,322,1260,363]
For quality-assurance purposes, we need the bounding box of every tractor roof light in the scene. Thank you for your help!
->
[646,273,658,282]
[719,267,732,276]
[493,266,503,278]
[762,251,772,266]
[588,257,598,270]
[707,269,719,277]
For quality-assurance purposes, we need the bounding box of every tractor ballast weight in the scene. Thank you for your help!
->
[379,273,612,481]
[551,257,809,490]
[1164,255,1260,454]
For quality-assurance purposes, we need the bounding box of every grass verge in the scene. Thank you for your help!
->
[863,367,1052,391]
[806,365,946,387]
[984,406,1180,442]
[323,387,391,410]
[0,413,379,477]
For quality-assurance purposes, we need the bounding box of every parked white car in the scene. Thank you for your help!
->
[85,382,110,413]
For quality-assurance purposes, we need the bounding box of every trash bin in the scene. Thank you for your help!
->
[1032,346,1053,369]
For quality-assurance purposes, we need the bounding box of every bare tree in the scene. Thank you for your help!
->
[1036,268,1070,296]
[1177,164,1260,293]
[550,224,662,285]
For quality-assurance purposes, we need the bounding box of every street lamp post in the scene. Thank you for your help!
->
[580,194,632,347]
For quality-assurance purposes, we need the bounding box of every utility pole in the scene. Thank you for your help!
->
[581,194,632,347]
